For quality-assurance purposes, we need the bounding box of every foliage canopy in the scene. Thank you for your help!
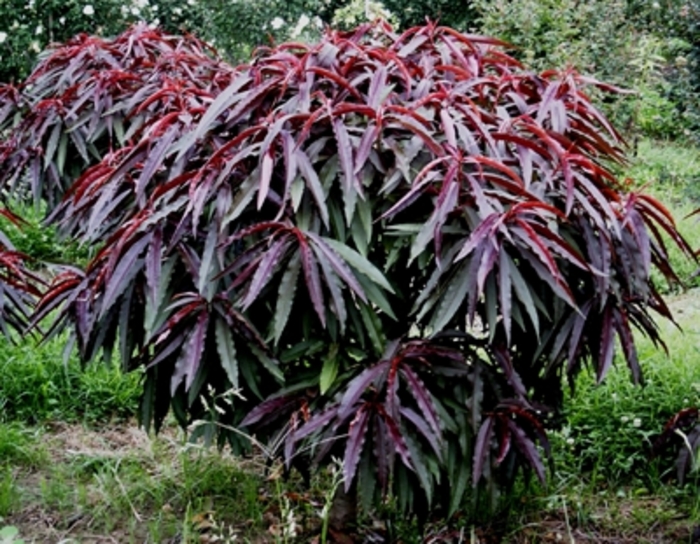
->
[0,21,691,515]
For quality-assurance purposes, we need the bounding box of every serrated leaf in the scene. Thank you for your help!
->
[344,406,370,491]
[249,343,284,384]
[171,309,209,395]
[321,236,394,293]
[473,415,494,487]
[320,343,339,394]
[273,252,301,345]
[214,316,238,389]
[338,363,387,422]
[99,236,149,318]
[198,225,219,298]
[429,260,471,333]
[296,149,329,227]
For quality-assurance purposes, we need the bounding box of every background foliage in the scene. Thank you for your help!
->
[0,0,206,82]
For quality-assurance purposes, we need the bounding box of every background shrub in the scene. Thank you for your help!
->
[471,0,700,142]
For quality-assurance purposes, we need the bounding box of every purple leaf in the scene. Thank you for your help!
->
[473,416,494,486]
[343,405,371,491]
[145,227,162,305]
[381,410,413,470]
[307,232,367,303]
[170,309,209,395]
[299,236,326,327]
[241,234,292,309]
[296,148,329,227]
[332,118,358,223]
[99,235,149,318]
[373,415,391,489]
[368,64,387,110]
[399,365,442,439]
[506,419,546,484]
[257,151,275,210]
[241,395,298,427]
[400,406,442,459]
[338,363,388,422]
[597,306,615,384]
[293,406,340,442]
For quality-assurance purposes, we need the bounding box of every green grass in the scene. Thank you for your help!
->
[0,202,90,267]
[0,335,140,425]
[0,422,275,542]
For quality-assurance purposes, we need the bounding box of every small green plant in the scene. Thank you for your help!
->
[552,286,700,489]
[0,526,24,544]
[0,204,89,267]
[319,458,344,544]
[0,424,45,467]
[0,470,18,518]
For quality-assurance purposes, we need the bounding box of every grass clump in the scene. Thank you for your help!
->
[553,288,700,487]
[0,203,90,268]
[0,336,140,425]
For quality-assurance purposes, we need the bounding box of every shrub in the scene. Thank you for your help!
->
[2,22,690,519]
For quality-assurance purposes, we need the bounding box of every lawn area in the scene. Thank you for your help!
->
[2,140,700,543]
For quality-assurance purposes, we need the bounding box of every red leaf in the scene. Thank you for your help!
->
[286,244,321,330]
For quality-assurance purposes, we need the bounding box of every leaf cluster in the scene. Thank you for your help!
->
[0,209,42,339]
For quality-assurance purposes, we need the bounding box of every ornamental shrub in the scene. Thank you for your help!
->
[1,22,691,518]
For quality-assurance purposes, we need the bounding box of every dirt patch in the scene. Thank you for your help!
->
[44,420,160,459]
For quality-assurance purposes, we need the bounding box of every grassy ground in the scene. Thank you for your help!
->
[2,140,700,543]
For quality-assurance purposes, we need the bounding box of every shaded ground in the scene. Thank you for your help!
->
[3,420,698,542]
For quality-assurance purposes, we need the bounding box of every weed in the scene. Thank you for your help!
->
[0,526,24,544]
[0,424,45,467]
[554,350,700,488]
[0,470,18,518]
